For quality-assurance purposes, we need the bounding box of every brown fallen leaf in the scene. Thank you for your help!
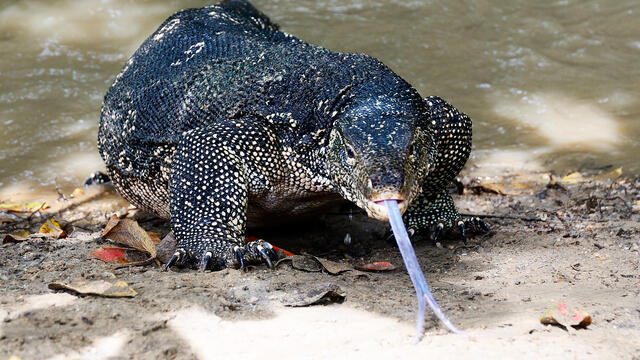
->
[101,216,156,258]
[283,284,345,307]
[48,280,137,298]
[101,214,122,236]
[540,302,592,330]
[1,230,31,244]
[313,256,353,275]
[147,231,162,245]
[290,255,323,272]
[156,232,177,264]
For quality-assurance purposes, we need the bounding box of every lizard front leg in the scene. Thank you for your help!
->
[404,188,489,244]
[165,123,279,271]
[403,96,490,243]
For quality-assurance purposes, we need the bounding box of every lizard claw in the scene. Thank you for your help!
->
[475,217,491,232]
[386,227,417,243]
[234,246,246,271]
[164,248,185,271]
[432,223,444,244]
[458,221,467,244]
[199,251,213,272]
[256,242,277,269]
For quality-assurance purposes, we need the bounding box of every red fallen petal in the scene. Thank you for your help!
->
[571,308,582,321]
[558,302,568,316]
[246,236,295,257]
[358,261,396,272]
[91,247,130,264]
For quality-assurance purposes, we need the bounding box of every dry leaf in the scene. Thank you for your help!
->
[282,284,345,307]
[101,214,122,236]
[48,280,137,298]
[1,230,31,244]
[559,172,584,185]
[313,256,353,275]
[291,255,323,272]
[156,232,178,264]
[101,217,156,258]
[147,231,162,245]
[0,201,48,213]
[38,218,66,239]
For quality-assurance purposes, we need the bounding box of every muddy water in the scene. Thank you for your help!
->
[1,0,639,200]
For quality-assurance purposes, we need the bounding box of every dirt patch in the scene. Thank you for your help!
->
[1,177,639,359]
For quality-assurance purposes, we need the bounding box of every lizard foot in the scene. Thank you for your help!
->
[163,239,278,271]
[404,217,490,245]
[83,171,111,187]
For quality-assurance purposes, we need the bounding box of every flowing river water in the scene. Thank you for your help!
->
[1,0,639,200]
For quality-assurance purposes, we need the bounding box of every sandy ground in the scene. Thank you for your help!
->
[1,174,639,360]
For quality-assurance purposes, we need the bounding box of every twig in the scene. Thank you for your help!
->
[460,213,542,221]
[27,201,48,221]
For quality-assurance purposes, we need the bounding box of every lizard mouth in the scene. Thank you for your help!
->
[365,192,408,221]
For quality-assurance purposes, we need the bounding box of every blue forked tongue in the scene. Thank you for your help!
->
[384,200,464,342]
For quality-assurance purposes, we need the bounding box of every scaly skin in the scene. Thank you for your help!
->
[98,0,488,270]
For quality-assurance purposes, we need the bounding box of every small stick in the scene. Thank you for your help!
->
[460,213,542,221]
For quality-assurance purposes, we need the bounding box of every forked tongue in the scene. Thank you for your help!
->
[384,199,464,342]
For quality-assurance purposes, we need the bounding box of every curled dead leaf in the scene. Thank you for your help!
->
[1,230,31,244]
[291,255,323,272]
[313,256,353,275]
[101,216,156,258]
[282,284,345,307]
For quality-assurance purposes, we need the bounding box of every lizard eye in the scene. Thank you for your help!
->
[345,144,356,159]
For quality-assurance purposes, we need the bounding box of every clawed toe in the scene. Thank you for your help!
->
[476,217,491,232]
[234,246,246,270]
[199,251,213,271]
[251,241,278,269]
[164,248,186,271]
[431,223,444,244]
[458,221,467,244]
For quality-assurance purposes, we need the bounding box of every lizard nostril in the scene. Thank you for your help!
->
[368,172,403,191]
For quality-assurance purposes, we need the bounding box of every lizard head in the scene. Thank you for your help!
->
[327,93,435,222]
